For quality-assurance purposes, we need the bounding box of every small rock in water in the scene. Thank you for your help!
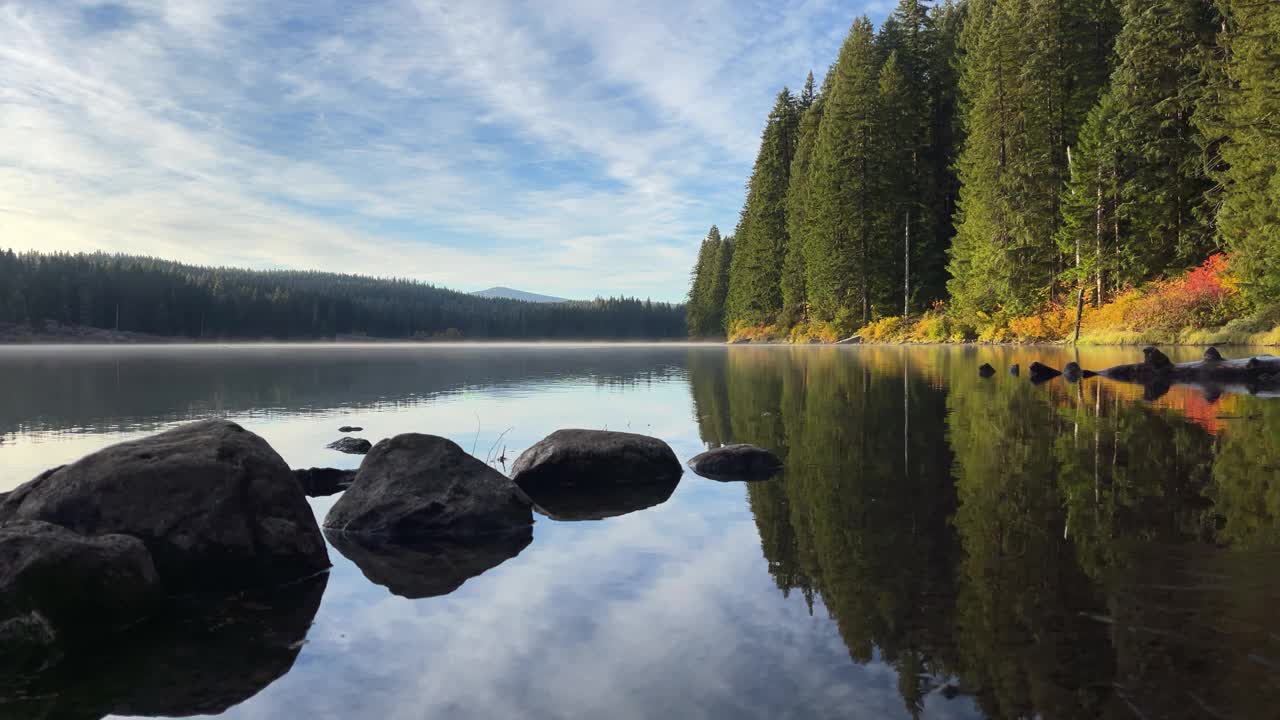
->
[1063,362,1083,382]
[978,363,996,378]
[1009,364,1020,377]
[511,429,682,491]
[326,437,372,455]
[293,468,357,497]
[687,444,783,482]
[1142,346,1173,370]
[1028,362,1062,384]
[338,426,363,433]
[1203,347,1224,362]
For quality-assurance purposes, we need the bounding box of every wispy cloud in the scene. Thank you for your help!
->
[0,0,883,301]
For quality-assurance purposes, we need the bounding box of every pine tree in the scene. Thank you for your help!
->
[686,226,723,337]
[725,89,800,330]
[798,71,816,111]
[782,83,825,319]
[948,0,1117,319]
[807,17,882,326]
[1105,0,1218,282]
[1201,0,1280,302]
[712,235,734,333]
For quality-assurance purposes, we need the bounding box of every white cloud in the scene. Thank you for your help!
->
[0,0,886,301]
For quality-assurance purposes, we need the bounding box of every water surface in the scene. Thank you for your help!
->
[1,344,1278,720]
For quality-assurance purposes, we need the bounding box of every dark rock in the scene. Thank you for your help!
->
[511,429,682,492]
[327,527,531,599]
[324,434,532,539]
[0,521,160,643]
[1203,347,1224,362]
[1081,369,1098,379]
[326,437,372,455]
[1143,346,1173,370]
[1063,362,1083,382]
[338,426,363,433]
[0,420,330,593]
[1009,364,1020,377]
[687,444,783,482]
[293,467,356,497]
[523,478,679,521]
[0,611,59,678]
[978,363,996,378]
[1028,362,1062,384]
[0,573,327,718]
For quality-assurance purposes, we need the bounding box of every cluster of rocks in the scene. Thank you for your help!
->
[978,346,1280,392]
[1,417,787,688]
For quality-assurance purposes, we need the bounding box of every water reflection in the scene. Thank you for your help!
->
[326,528,533,599]
[0,573,327,720]
[524,477,680,521]
[689,346,1280,719]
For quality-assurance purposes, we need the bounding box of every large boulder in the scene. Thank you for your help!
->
[511,429,682,492]
[327,527,532,599]
[0,420,330,593]
[687,444,783,482]
[323,434,532,539]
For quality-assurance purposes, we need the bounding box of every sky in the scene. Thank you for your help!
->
[0,0,895,302]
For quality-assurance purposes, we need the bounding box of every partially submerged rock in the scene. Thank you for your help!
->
[0,420,330,593]
[324,434,532,539]
[326,437,372,455]
[511,429,682,492]
[687,444,783,482]
[294,467,357,497]
[338,426,363,433]
[1028,362,1062,384]
[326,527,531,599]
[1063,362,1083,382]
[1009,364,1020,377]
[1100,347,1280,386]
[978,363,996,378]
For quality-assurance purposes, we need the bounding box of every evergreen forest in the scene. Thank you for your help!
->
[0,251,685,340]
[686,0,1280,343]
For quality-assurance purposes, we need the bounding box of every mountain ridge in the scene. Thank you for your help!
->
[471,286,570,303]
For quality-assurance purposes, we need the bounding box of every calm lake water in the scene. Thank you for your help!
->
[2,343,1279,720]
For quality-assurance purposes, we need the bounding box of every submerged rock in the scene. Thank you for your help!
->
[1028,362,1062,384]
[0,420,330,593]
[978,363,996,378]
[523,477,679,521]
[1009,364,1020,377]
[687,444,783,482]
[293,467,357,497]
[326,437,372,455]
[511,429,682,492]
[324,434,532,539]
[327,527,531,599]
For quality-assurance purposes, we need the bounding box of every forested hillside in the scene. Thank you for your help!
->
[687,0,1280,343]
[0,252,685,340]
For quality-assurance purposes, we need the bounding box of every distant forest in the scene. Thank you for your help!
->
[0,251,686,340]
[687,0,1279,340]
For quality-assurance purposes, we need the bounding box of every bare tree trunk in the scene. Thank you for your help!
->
[903,209,911,318]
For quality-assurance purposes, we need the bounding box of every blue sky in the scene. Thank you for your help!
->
[0,0,895,302]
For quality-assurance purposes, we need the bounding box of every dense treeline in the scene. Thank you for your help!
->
[687,0,1280,340]
[0,251,686,340]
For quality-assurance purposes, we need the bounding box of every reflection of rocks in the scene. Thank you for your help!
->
[512,429,682,492]
[324,434,532,538]
[978,363,995,378]
[1028,362,1062,384]
[0,420,329,593]
[0,521,159,667]
[326,437,372,455]
[0,572,327,720]
[327,528,531,599]
[524,477,679,521]
[687,444,783,482]
[295,467,357,497]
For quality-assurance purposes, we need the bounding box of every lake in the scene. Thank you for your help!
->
[1,343,1278,720]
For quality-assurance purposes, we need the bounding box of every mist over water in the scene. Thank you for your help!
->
[1,344,1278,719]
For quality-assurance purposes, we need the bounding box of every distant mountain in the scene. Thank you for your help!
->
[471,286,570,303]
